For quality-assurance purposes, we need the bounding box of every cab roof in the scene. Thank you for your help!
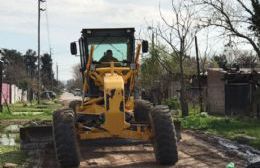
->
[81,28,135,38]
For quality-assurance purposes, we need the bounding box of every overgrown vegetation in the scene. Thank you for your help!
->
[1,49,62,94]
[163,97,181,110]
[163,98,260,149]
[0,100,62,166]
[0,146,27,166]
[181,111,260,149]
[0,101,62,120]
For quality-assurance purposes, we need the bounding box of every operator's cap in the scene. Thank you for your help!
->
[107,50,113,56]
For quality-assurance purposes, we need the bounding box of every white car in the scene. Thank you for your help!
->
[73,89,82,96]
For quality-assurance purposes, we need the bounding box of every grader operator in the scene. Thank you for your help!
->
[51,28,179,167]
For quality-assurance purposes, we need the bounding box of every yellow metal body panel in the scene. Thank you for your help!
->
[103,73,128,135]
[125,96,134,112]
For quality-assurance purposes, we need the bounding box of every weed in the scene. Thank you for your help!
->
[0,101,62,120]
[0,145,27,166]
[181,112,260,149]
[163,97,180,110]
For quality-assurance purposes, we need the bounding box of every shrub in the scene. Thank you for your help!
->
[163,97,180,110]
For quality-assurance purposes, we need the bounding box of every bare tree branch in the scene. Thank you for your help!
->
[194,0,260,57]
[153,0,199,116]
[236,0,254,16]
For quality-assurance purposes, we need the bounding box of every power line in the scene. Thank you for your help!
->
[44,1,54,90]
[44,1,52,53]
[56,63,59,82]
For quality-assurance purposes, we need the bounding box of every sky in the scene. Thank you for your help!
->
[1,0,247,81]
[0,0,176,81]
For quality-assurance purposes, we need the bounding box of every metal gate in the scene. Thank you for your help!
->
[225,83,251,116]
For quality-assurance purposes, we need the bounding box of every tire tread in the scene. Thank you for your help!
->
[53,108,80,168]
[150,105,178,165]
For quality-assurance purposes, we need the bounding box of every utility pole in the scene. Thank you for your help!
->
[56,63,58,83]
[50,48,53,90]
[152,30,154,51]
[195,35,203,112]
[37,0,46,104]
[0,60,3,112]
[148,26,155,51]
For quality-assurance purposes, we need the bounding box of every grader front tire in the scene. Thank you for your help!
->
[134,99,152,122]
[150,105,178,165]
[53,109,80,168]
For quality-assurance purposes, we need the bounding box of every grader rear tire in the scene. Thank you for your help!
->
[150,105,178,165]
[53,108,80,168]
[134,99,152,122]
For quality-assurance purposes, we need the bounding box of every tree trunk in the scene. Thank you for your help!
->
[179,41,189,117]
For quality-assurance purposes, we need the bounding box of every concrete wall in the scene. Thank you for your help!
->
[207,69,225,115]
[1,83,27,104]
[22,91,27,102]
[11,85,17,104]
[2,83,11,104]
[11,84,27,103]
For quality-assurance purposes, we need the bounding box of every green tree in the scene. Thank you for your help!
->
[156,0,197,116]
[41,53,54,90]
[2,49,29,89]
[140,47,163,89]
[250,0,260,45]
[212,55,228,69]
[24,49,37,79]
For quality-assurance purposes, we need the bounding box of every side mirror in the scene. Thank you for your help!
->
[142,40,149,53]
[70,42,77,55]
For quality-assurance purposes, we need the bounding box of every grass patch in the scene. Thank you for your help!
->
[181,112,260,149]
[0,145,27,166]
[0,100,62,120]
[0,100,62,166]
[0,125,4,132]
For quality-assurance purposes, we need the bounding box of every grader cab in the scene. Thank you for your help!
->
[51,28,179,167]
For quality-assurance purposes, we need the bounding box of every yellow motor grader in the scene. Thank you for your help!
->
[22,28,178,168]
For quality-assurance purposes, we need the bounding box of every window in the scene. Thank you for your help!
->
[87,37,129,62]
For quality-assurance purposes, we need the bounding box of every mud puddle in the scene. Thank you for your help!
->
[0,124,21,146]
[186,130,260,166]
[12,112,44,115]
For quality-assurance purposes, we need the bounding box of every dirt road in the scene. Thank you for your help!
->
[39,132,247,168]
[40,132,246,168]
[39,92,247,168]
[59,91,81,105]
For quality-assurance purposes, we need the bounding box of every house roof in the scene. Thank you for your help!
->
[208,68,260,74]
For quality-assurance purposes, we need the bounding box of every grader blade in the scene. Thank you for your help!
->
[20,125,53,150]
